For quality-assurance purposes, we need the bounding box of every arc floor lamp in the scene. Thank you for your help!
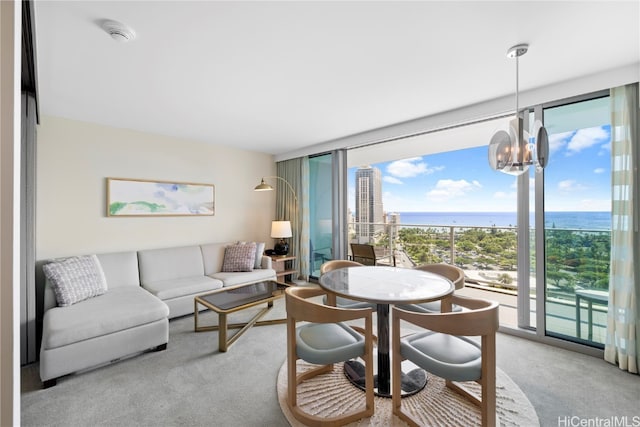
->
[254,176,299,257]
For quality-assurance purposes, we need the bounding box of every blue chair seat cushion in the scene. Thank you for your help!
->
[397,301,462,313]
[296,322,365,365]
[401,331,481,382]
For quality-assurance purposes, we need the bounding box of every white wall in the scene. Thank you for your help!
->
[36,116,277,260]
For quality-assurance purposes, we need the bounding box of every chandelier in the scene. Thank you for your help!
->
[488,44,549,175]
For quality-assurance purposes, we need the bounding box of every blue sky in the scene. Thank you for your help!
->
[348,124,611,213]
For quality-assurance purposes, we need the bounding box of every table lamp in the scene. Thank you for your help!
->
[271,220,292,255]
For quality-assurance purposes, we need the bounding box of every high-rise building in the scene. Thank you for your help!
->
[387,212,400,243]
[355,166,384,240]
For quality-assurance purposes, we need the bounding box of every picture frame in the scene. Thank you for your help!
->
[107,178,215,217]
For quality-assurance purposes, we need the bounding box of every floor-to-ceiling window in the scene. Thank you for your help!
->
[541,94,611,347]
[343,93,613,349]
[347,144,521,327]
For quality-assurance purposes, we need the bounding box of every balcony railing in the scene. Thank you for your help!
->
[349,220,611,345]
[350,222,521,288]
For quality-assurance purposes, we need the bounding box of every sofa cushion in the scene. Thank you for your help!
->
[138,245,205,284]
[221,243,256,272]
[41,287,169,349]
[43,255,108,307]
[142,276,223,300]
[95,251,140,288]
[200,242,228,275]
[210,268,277,287]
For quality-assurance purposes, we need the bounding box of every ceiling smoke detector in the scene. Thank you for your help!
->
[101,20,136,43]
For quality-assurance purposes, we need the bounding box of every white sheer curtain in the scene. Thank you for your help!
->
[276,158,309,280]
[604,83,639,373]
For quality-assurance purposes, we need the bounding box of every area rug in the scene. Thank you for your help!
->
[276,360,539,426]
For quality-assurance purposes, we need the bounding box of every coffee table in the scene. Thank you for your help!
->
[194,280,288,351]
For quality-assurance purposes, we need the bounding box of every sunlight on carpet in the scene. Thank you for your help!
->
[277,360,539,426]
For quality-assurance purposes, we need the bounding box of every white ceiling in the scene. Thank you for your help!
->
[34,1,640,156]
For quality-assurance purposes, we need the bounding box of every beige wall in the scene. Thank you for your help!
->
[36,116,276,260]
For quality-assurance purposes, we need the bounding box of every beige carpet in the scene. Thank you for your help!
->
[277,360,539,426]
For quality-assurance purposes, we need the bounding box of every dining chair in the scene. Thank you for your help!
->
[396,263,465,313]
[349,243,396,266]
[285,286,375,426]
[391,295,499,427]
[349,243,377,265]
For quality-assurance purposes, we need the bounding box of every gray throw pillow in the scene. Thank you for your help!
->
[222,243,256,272]
[234,241,265,269]
[43,255,108,307]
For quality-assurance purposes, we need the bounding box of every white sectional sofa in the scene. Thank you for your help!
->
[40,242,276,387]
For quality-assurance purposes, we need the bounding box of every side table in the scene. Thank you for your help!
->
[269,255,297,284]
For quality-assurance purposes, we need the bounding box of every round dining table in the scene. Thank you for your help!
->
[319,265,454,397]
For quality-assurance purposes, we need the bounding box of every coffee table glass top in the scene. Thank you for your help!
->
[199,280,287,310]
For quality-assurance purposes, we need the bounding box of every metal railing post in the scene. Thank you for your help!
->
[449,226,455,264]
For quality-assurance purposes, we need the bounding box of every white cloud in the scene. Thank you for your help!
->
[593,168,606,174]
[557,179,587,192]
[386,157,443,178]
[599,141,611,155]
[548,131,571,154]
[427,179,482,202]
[383,176,403,184]
[566,126,610,156]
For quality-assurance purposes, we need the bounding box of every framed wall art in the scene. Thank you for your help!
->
[107,178,215,217]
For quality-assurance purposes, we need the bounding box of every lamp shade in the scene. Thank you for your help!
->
[271,221,292,239]
[254,178,274,191]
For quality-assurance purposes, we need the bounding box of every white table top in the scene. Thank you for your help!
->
[318,266,454,305]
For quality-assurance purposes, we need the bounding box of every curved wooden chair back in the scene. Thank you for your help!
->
[285,286,375,426]
[319,260,375,311]
[392,295,499,427]
[414,263,465,290]
[320,259,363,275]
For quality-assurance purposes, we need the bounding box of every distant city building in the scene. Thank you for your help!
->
[347,208,355,238]
[355,166,384,241]
[387,212,400,243]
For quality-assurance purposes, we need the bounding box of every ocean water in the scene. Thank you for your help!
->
[394,211,611,231]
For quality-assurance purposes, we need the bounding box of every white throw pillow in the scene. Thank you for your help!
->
[43,255,108,307]
[254,242,265,269]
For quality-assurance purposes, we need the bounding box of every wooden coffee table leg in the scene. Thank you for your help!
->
[219,313,228,352]
[194,299,199,331]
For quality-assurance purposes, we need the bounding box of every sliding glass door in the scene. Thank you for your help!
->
[541,95,611,346]
[309,154,333,278]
